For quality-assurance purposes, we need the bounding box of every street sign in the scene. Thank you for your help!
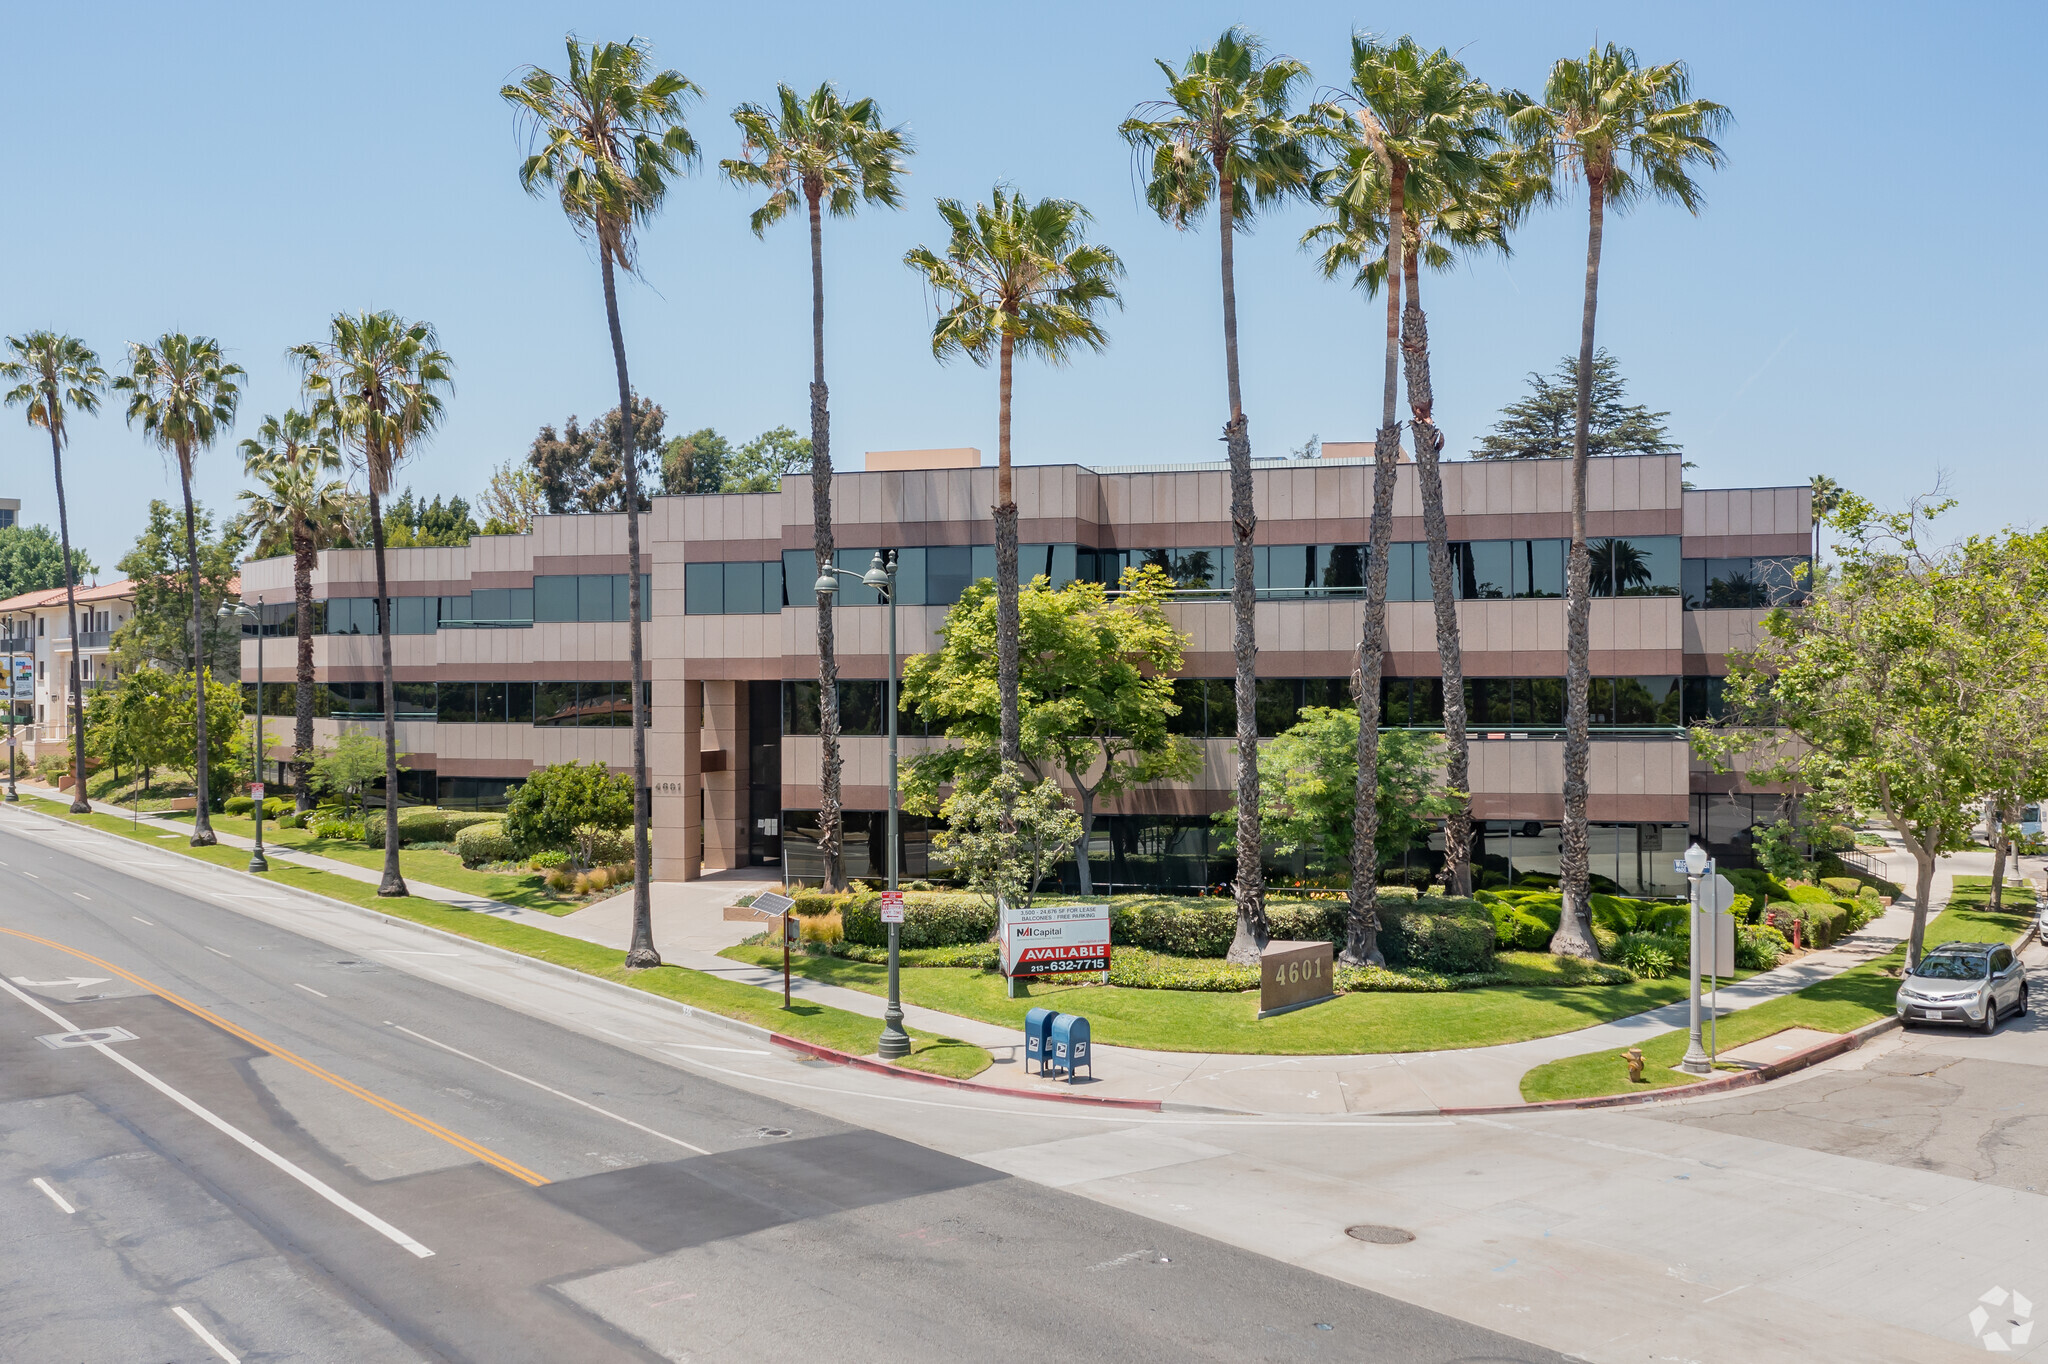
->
[250,783,264,803]
[1702,873,1737,917]
[1000,902,1111,977]
[879,891,904,924]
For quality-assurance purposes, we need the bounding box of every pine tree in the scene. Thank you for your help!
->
[1472,349,1678,459]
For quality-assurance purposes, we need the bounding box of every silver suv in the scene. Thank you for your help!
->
[1897,942,2029,1032]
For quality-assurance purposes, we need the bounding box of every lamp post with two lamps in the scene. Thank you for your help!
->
[1680,839,1714,1076]
[218,597,269,874]
[814,551,911,1061]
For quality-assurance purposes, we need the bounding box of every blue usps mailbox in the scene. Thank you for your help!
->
[1048,1013,1091,1084]
[1024,1007,1059,1075]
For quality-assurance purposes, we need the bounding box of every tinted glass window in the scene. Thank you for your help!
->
[1386,542,1416,602]
[925,546,974,606]
[1518,677,1566,726]
[892,547,926,605]
[1259,545,1310,595]
[1754,556,1811,606]
[534,681,575,726]
[578,576,613,623]
[839,680,883,736]
[393,681,437,717]
[1168,678,1209,736]
[505,681,534,723]
[1613,676,1678,726]
[439,595,471,624]
[1318,545,1365,592]
[783,679,821,736]
[1466,677,1513,726]
[725,561,764,615]
[685,562,723,615]
[534,576,577,622]
[1517,539,1566,598]
[1255,678,1299,736]
[1593,536,1680,597]
[438,682,477,723]
[1380,677,1411,726]
[1587,677,1615,726]
[1461,542,1512,600]
[474,682,506,722]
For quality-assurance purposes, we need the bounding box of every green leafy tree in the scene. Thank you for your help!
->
[528,397,666,512]
[1122,27,1322,964]
[723,80,911,895]
[660,426,729,494]
[239,409,346,811]
[1697,495,1983,966]
[381,488,480,547]
[113,334,245,840]
[477,460,547,535]
[506,36,698,967]
[502,760,634,867]
[1809,473,1844,565]
[1220,709,1461,921]
[114,500,246,678]
[291,310,454,896]
[900,565,1199,894]
[312,730,405,819]
[0,524,98,599]
[1952,528,2048,912]
[1471,351,1680,460]
[92,666,182,799]
[3,331,108,812]
[904,190,1123,789]
[1508,44,1728,959]
[171,671,250,808]
[935,762,1083,914]
[721,426,812,492]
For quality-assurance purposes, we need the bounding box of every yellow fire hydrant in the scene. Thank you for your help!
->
[1625,1047,1645,1083]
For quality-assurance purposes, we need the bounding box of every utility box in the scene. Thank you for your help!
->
[1024,1007,1059,1075]
[1048,1014,1091,1084]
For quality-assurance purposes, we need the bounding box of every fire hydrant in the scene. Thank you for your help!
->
[1625,1047,1645,1083]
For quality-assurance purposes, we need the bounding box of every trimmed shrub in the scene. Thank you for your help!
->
[1379,905,1494,974]
[454,821,514,868]
[1724,867,1792,906]
[528,850,570,871]
[842,891,987,948]
[224,795,255,816]
[1786,882,1838,904]
[312,817,363,842]
[1737,922,1790,970]
[1488,898,1561,952]
[1592,923,1620,956]
[1820,876,1863,899]
[1615,931,1685,979]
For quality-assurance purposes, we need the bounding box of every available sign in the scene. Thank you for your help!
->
[1000,902,1111,977]
[879,891,904,924]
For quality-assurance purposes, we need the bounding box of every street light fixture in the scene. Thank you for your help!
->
[814,551,910,1060]
[218,597,269,874]
[1680,840,1712,1075]
[3,616,19,804]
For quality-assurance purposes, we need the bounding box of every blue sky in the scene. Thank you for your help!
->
[4,2,2041,575]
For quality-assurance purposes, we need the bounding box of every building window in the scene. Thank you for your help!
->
[1591,536,1681,598]
[533,574,651,623]
[685,561,783,615]
[1682,556,1811,609]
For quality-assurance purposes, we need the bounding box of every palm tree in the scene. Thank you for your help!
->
[113,335,244,844]
[1,332,107,814]
[504,36,697,968]
[722,82,910,893]
[905,189,1123,791]
[1508,44,1727,957]
[1122,27,1320,965]
[290,312,452,895]
[238,410,346,813]
[1808,474,1842,571]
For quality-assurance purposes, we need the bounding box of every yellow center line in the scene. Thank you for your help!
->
[0,924,550,1187]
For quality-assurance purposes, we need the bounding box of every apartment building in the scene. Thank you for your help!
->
[235,450,1808,893]
[0,578,139,759]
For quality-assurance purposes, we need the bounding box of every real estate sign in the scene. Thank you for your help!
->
[1000,902,1111,978]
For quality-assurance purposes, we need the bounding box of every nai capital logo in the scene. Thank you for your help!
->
[1969,1286,2033,1352]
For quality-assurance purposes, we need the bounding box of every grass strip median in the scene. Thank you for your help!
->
[18,799,989,1080]
[1518,902,2034,1103]
[718,941,1697,1055]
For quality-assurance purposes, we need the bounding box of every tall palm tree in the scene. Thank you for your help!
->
[905,189,1123,785]
[1,332,107,814]
[238,410,346,813]
[290,312,453,895]
[1509,44,1727,957]
[722,82,910,893]
[1317,38,1517,918]
[113,335,244,844]
[504,36,697,968]
[1122,27,1320,964]
[1808,474,1841,572]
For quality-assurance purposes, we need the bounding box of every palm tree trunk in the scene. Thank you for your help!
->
[1347,164,1405,967]
[598,247,658,967]
[1554,178,1608,960]
[995,326,1021,770]
[180,461,217,846]
[808,188,845,894]
[50,422,90,814]
[1217,171,1267,966]
[292,521,317,812]
[367,484,406,895]
[1403,246,1471,896]
[1989,797,2010,914]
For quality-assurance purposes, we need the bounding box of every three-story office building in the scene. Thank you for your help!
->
[236,449,1807,892]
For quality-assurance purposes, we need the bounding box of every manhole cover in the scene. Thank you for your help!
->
[756,1127,792,1139]
[1345,1224,1414,1245]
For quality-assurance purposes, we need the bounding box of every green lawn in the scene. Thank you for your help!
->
[718,942,1697,1055]
[1518,900,2035,1103]
[158,811,578,916]
[19,798,988,1079]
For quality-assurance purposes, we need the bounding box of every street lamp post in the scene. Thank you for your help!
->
[1680,840,1713,1076]
[814,552,911,1060]
[4,619,19,803]
[220,598,268,873]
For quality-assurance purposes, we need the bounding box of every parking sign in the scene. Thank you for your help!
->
[879,891,904,924]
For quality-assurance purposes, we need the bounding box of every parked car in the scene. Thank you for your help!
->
[1895,941,2029,1032]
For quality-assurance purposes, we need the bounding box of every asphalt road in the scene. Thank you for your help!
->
[0,815,1560,1364]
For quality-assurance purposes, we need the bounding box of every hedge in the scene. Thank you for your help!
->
[841,892,990,948]
[366,808,502,849]
[454,821,515,868]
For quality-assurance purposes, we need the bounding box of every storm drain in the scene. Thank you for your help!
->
[1345,1224,1415,1245]
[755,1127,792,1139]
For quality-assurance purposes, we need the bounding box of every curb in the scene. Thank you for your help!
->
[7,799,1167,1112]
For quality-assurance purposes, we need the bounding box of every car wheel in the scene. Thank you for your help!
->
[1982,995,2000,1034]
[2020,984,2030,1018]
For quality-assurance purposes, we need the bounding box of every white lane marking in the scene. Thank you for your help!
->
[22,871,36,878]
[0,976,433,1258]
[31,1177,75,1214]
[376,950,463,957]
[205,947,231,958]
[293,983,328,999]
[73,892,90,900]
[1703,1283,1749,1304]
[133,917,154,926]
[390,1023,711,1155]
[171,1305,240,1363]
[12,976,110,989]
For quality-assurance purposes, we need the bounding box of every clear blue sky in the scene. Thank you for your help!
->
[5,2,2041,577]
